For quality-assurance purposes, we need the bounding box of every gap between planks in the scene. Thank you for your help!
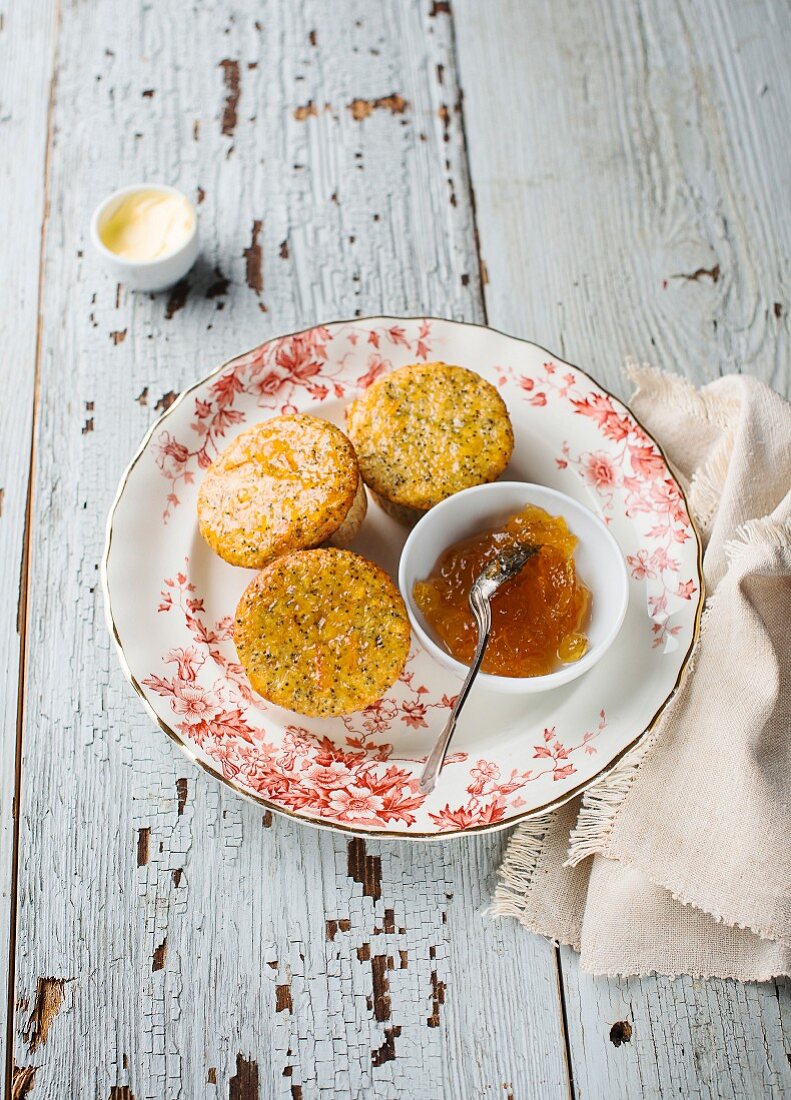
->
[4,2,62,1095]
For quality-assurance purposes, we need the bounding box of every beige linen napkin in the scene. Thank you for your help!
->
[493,366,791,981]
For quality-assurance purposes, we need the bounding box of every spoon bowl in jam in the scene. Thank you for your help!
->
[398,482,629,694]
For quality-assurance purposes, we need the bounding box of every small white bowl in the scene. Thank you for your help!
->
[90,183,199,292]
[398,481,629,694]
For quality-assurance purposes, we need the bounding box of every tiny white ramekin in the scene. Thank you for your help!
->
[90,183,199,293]
[398,481,629,694]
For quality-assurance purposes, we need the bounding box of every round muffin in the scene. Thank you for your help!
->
[197,414,366,569]
[234,549,411,717]
[345,362,513,525]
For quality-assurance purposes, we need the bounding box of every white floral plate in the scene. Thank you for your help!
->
[103,318,704,838]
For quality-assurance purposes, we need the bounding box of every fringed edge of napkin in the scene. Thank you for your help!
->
[491,813,583,948]
[564,735,655,868]
[626,362,739,535]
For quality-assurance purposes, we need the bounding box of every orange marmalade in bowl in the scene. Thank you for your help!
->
[412,504,591,677]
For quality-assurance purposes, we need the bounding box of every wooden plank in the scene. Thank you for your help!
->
[454,0,791,1095]
[8,1,571,1097]
[0,1,57,1091]
[561,953,791,1098]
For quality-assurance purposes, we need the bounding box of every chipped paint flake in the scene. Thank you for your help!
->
[293,100,317,121]
[371,1025,401,1067]
[348,93,408,120]
[347,838,381,901]
[609,1020,633,1046]
[12,1065,38,1099]
[176,776,188,813]
[165,279,190,319]
[219,59,241,136]
[23,977,70,1052]
[229,1053,259,1100]
[427,970,445,1028]
[243,219,264,296]
[155,391,178,414]
[136,826,150,866]
[370,955,390,1022]
[152,937,168,972]
[276,983,293,1013]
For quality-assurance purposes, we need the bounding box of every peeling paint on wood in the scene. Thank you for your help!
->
[371,1024,401,1067]
[348,93,408,120]
[427,970,445,1028]
[164,279,190,319]
[325,918,351,941]
[293,101,317,121]
[609,1020,632,1047]
[154,390,178,414]
[228,1053,259,1100]
[136,827,149,867]
[11,1065,38,1100]
[243,220,263,296]
[219,59,241,137]
[370,955,391,1022]
[275,984,293,1013]
[23,978,68,1053]
[205,269,230,299]
[152,939,167,972]
[347,837,381,901]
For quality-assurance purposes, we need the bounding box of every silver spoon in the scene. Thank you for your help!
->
[418,541,540,796]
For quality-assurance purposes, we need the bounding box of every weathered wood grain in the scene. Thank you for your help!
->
[455,0,791,400]
[8,1,571,1096]
[562,956,791,1098]
[454,0,791,1094]
[0,1,57,1090]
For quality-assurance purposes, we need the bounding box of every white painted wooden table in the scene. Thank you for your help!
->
[3,1,790,1096]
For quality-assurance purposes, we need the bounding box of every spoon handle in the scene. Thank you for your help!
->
[418,593,492,796]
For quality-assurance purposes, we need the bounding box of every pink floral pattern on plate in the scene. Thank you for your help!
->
[104,318,703,836]
[497,360,698,649]
[140,568,606,830]
[154,321,431,522]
